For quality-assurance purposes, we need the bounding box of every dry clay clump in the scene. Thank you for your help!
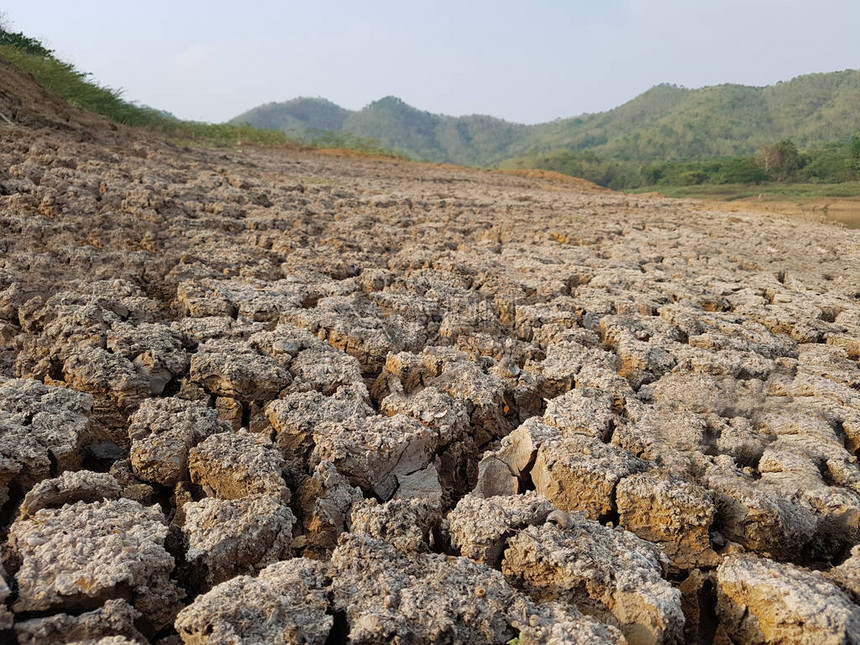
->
[1,75,859,642]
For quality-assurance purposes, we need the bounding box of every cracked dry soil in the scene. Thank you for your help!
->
[1,64,860,644]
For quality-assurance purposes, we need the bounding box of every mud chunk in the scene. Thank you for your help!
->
[474,417,560,497]
[183,494,296,590]
[617,473,719,570]
[825,545,860,603]
[711,415,770,468]
[514,297,582,344]
[15,302,110,377]
[612,405,712,476]
[283,294,425,372]
[651,371,766,418]
[108,459,154,504]
[189,338,291,402]
[543,386,617,441]
[128,398,226,487]
[716,554,860,644]
[171,315,264,344]
[288,344,364,395]
[297,460,363,558]
[265,388,373,472]
[0,567,11,630]
[526,341,619,398]
[175,279,236,318]
[349,498,441,552]
[0,377,92,505]
[615,338,677,389]
[329,533,521,644]
[62,346,150,434]
[394,463,444,503]
[706,462,817,560]
[532,434,648,520]
[9,499,183,630]
[312,413,436,500]
[188,430,289,502]
[14,599,145,644]
[512,601,626,645]
[449,492,554,566]
[213,395,242,431]
[247,322,330,359]
[797,343,860,389]
[218,278,309,322]
[428,360,514,443]
[380,385,470,445]
[678,569,718,645]
[19,470,121,517]
[252,318,367,399]
[502,518,684,645]
[757,445,860,559]
[174,559,332,645]
[67,637,140,645]
[106,322,188,395]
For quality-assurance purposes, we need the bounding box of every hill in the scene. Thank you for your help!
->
[231,70,860,166]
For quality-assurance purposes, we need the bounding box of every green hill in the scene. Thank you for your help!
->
[231,70,860,168]
[233,97,350,133]
[233,95,526,165]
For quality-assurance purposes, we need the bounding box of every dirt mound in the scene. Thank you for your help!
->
[0,59,112,132]
[500,167,610,192]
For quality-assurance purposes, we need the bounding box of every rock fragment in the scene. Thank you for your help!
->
[502,516,684,645]
[312,413,436,500]
[9,499,183,631]
[716,554,860,644]
[174,559,332,645]
[14,599,145,645]
[128,397,226,487]
[531,434,648,520]
[617,473,719,570]
[19,470,121,517]
[188,430,289,502]
[183,494,296,590]
[0,377,92,506]
[448,492,553,566]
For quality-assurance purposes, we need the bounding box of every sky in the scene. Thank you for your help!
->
[3,1,859,124]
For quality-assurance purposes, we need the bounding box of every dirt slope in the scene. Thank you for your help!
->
[1,69,860,644]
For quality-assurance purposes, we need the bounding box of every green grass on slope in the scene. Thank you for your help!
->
[0,42,296,147]
[0,43,162,126]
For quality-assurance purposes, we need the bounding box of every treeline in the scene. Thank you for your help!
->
[508,137,860,190]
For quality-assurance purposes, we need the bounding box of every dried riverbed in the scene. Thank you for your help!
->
[2,64,860,644]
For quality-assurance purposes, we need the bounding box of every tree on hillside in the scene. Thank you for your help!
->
[851,135,860,172]
[759,138,803,180]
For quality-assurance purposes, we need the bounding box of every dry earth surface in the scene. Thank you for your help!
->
[2,64,860,644]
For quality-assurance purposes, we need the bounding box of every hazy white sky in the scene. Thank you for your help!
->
[3,1,859,124]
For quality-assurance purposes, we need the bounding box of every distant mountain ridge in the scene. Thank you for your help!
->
[230,70,860,166]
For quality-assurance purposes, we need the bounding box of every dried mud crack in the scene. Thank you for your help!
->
[2,73,860,644]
